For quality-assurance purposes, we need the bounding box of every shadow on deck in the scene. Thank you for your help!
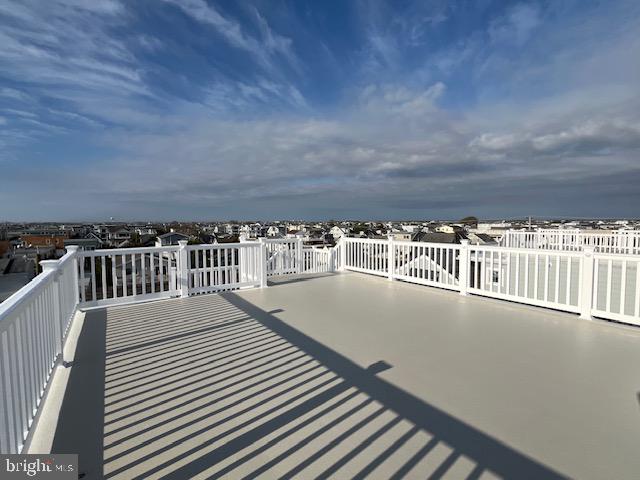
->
[51,289,565,479]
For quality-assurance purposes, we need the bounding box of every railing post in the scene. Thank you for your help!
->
[296,238,304,274]
[239,233,248,283]
[458,239,470,296]
[40,259,65,362]
[65,245,80,306]
[338,237,345,272]
[258,238,268,288]
[178,240,189,298]
[579,247,595,320]
[387,235,395,281]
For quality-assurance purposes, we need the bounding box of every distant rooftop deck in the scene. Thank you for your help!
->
[44,272,640,479]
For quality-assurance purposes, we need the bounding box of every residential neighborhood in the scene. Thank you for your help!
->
[2,217,639,302]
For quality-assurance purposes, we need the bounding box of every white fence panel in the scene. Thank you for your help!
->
[186,243,262,294]
[264,239,300,276]
[343,238,389,276]
[501,230,640,255]
[301,247,334,274]
[392,241,461,291]
[0,250,78,454]
[467,247,582,313]
[591,254,640,325]
[77,246,180,308]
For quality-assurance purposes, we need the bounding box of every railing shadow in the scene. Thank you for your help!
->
[268,272,338,287]
[50,292,567,479]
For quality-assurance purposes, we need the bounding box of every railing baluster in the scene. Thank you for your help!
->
[90,256,96,302]
[111,254,117,298]
[101,256,107,300]
[131,253,137,297]
[150,252,155,294]
[619,260,627,315]
[554,255,560,304]
[566,256,572,305]
[605,259,613,313]
[159,252,164,292]
[79,257,85,304]
[635,261,640,318]
[141,253,146,295]
[121,254,127,297]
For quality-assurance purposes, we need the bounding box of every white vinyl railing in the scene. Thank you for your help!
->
[391,240,459,290]
[591,253,640,324]
[501,229,640,254]
[301,247,335,274]
[467,247,582,314]
[76,246,180,308]
[342,237,389,277]
[185,242,263,295]
[2,236,640,454]
[263,239,301,276]
[341,238,459,290]
[340,237,640,326]
[76,241,267,307]
[0,248,79,454]
[263,238,337,276]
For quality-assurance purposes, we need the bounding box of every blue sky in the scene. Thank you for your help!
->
[1,0,639,221]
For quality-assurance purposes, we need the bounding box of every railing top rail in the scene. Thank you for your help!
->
[0,248,78,321]
[343,237,389,244]
[593,251,640,260]
[262,237,298,242]
[79,245,180,256]
[394,240,460,248]
[470,245,586,256]
[186,242,261,250]
[505,228,640,235]
[0,268,55,321]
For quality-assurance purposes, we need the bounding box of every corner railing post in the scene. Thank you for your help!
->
[178,240,189,298]
[259,238,268,288]
[387,235,395,281]
[296,238,304,274]
[338,237,345,271]
[459,239,469,296]
[40,259,64,362]
[579,247,595,319]
[239,233,248,283]
[65,245,80,306]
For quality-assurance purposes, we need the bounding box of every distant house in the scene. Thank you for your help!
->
[134,227,157,236]
[328,226,347,239]
[155,232,189,247]
[20,230,68,250]
[389,231,412,241]
[265,226,283,237]
[64,238,101,251]
[107,226,132,247]
[434,225,463,234]
[466,232,498,245]
[412,231,467,244]
[215,234,240,244]
[362,229,387,240]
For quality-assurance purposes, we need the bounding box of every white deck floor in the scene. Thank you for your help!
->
[49,272,640,479]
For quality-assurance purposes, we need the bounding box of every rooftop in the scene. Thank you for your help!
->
[37,272,640,479]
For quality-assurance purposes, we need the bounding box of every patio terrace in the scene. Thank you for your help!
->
[39,272,640,479]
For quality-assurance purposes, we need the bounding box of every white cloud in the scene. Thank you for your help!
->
[489,3,541,46]
[163,0,299,74]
